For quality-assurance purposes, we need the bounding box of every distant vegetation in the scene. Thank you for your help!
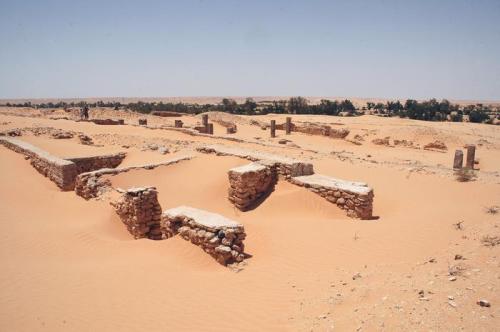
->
[2,97,498,124]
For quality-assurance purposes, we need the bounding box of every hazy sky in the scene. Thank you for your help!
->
[1,0,499,100]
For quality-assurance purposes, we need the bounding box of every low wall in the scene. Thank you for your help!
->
[267,122,349,139]
[89,119,124,125]
[228,163,276,211]
[0,137,77,190]
[197,144,314,179]
[162,206,246,265]
[67,152,126,174]
[111,187,163,240]
[75,155,193,199]
[290,174,374,219]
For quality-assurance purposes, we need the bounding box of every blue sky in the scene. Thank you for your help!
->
[0,0,499,100]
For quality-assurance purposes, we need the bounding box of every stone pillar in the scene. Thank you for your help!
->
[202,114,208,126]
[111,187,163,240]
[285,117,292,135]
[465,145,476,169]
[453,150,463,169]
[270,120,276,138]
[208,123,214,135]
[174,120,183,128]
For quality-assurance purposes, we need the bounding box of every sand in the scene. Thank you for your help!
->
[0,107,499,331]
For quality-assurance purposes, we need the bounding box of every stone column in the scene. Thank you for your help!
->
[270,120,276,138]
[202,114,209,126]
[208,123,214,135]
[285,117,292,135]
[453,150,463,169]
[112,187,163,240]
[465,144,476,169]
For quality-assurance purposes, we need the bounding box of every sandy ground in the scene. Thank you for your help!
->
[0,107,499,331]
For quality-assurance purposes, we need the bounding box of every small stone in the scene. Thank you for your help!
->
[352,272,362,280]
[449,276,457,281]
[454,254,464,260]
[448,301,457,308]
[477,300,490,307]
[448,295,454,300]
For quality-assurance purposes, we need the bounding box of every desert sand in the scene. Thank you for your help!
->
[0,106,499,331]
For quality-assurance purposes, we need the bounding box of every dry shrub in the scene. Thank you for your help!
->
[485,206,499,215]
[481,235,500,247]
[455,168,476,182]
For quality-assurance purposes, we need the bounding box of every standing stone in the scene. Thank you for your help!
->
[202,114,209,126]
[453,150,463,169]
[174,120,183,128]
[465,144,476,169]
[270,120,276,138]
[208,123,214,135]
[285,117,292,135]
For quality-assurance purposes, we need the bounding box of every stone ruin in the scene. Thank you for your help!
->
[197,144,375,219]
[0,137,77,190]
[290,174,374,219]
[265,118,350,139]
[151,111,183,117]
[228,163,276,211]
[138,118,147,125]
[197,144,314,179]
[0,137,126,190]
[111,187,163,240]
[67,153,126,174]
[75,155,193,200]
[88,119,125,125]
[453,144,476,170]
[162,206,246,265]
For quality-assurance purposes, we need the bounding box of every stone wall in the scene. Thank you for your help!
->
[290,174,374,219]
[0,137,77,190]
[197,145,314,179]
[89,119,124,125]
[271,122,350,139]
[75,155,193,199]
[151,111,184,117]
[162,206,246,265]
[111,187,163,240]
[228,163,276,211]
[67,152,126,174]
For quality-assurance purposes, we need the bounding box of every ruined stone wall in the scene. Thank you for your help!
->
[111,187,163,240]
[75,155,194,199]
[67,152,126,174]
[290,174,374,219]
[0,137,77,190]
[228,163,276,211]
[89,119,124,125]
[162,206,246,265]
[272,122,349,139]
[197,145,314,179]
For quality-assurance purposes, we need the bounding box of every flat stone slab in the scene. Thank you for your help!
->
[229,162,267,174]
[0,137,74,166]
[293,174,372,195]
[163,206,242,230]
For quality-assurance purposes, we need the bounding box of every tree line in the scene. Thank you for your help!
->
[2,97,497,124]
